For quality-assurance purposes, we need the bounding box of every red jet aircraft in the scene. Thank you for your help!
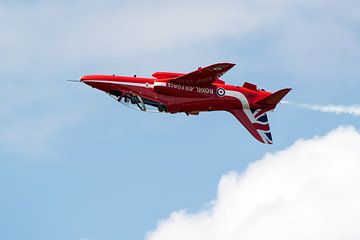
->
[80,63,290,144]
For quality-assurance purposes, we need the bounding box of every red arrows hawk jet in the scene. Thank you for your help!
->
[80,63,290,144]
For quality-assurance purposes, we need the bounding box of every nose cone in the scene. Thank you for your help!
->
[80,75,108,91]
[80,76,87,82]
[80,75,94,86]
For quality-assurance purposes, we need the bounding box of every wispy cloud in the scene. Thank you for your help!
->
[0,0,271,72]
[283,101,360,117]
[1,0,358,73]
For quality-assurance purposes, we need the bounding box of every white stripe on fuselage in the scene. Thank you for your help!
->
[153,82,167,87]
[82,80,153,88]
[225,90,250,109]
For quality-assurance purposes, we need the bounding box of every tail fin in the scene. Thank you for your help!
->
[229,108,273,144]
[256,88,291,108]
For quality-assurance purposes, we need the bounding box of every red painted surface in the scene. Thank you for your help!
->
[80,63,291,144]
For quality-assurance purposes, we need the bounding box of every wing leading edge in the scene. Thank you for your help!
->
[169,63,235,85]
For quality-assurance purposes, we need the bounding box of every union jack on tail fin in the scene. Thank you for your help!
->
[229,108,273,144]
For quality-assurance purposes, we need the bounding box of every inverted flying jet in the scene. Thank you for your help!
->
[79,63,291,144]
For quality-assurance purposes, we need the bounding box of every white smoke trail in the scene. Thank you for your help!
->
[282,101,360,117]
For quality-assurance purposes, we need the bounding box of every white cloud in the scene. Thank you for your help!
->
[2,0,358,73]
[147,126,360,240]
[0,0,269,72]
[283,101,360,117]
[0,0,358,90]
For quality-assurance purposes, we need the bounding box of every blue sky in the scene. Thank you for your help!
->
[1,1,360,239]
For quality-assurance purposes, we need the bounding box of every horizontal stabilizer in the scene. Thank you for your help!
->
[256,88,291,107]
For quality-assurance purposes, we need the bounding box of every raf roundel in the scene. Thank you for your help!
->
[216,87,226,97]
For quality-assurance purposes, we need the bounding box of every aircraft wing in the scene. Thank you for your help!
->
[229,108,273,144]
[169,63,235,85]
